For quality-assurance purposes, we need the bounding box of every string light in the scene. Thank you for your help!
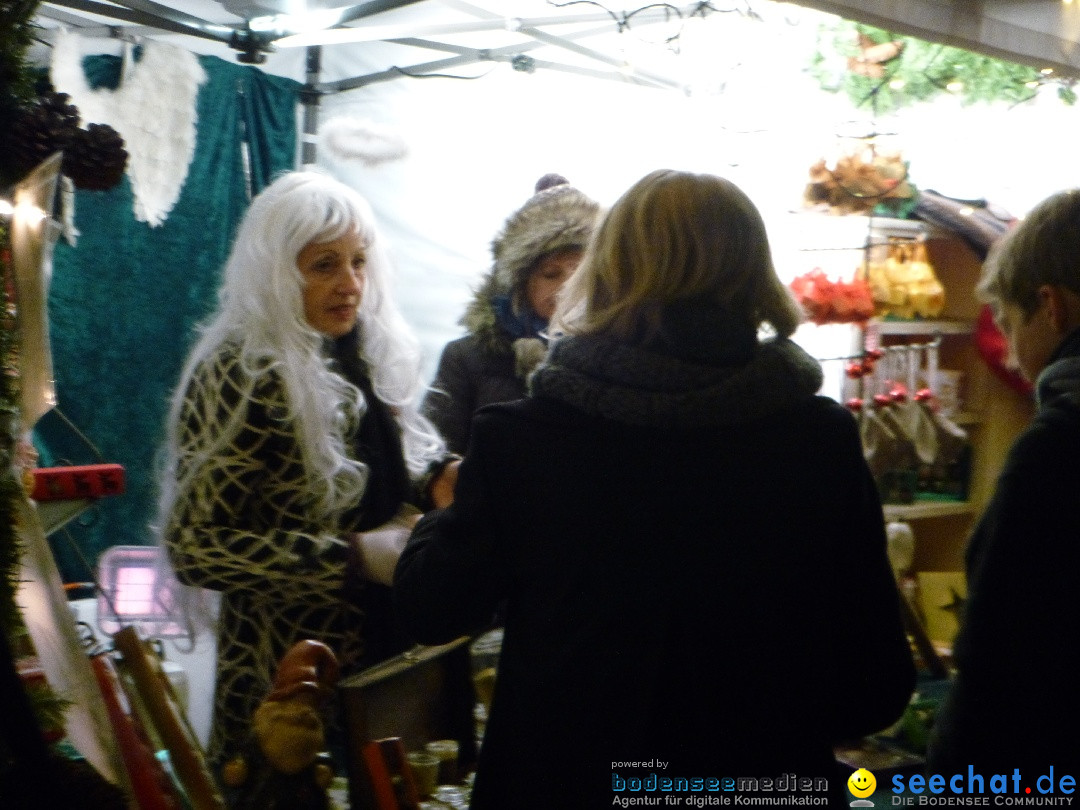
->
[18,202,47,225]
[0,199,48,225]
[545,1,755,51]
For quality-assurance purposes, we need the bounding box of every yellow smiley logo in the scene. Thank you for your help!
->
[848,768,877,798]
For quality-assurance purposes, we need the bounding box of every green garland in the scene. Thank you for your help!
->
[0,221,22,644]
[0,0,79,755]
[1,0,43,189]
[0,0,39,638]
[811,20,1078,113]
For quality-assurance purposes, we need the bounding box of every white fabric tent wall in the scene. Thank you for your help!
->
[311,8,1080,383]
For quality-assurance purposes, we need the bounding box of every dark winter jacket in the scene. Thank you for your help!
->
[929,327,1080,776]
[396,332,915,809]
[422,330,526,455]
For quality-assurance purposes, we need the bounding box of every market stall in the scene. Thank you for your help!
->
[3,0,1079,806]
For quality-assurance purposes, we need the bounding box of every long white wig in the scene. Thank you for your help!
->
[155,170,444,617]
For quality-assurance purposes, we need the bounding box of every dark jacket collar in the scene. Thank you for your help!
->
[529,333,823,429]
[1036,325,1080,416]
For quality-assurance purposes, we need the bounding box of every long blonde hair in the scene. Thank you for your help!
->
[553,169,801,341]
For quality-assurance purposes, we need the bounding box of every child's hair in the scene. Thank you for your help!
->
[979,189,1080,316]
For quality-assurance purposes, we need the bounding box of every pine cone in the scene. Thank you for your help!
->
[10,92,81,174]
[63,123,128,191]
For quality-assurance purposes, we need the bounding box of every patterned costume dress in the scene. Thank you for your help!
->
[162,333,413,767]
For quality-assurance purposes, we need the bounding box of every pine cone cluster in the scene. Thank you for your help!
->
[63,122,128,191]
[9,91,128,191]
[9,91,80,172]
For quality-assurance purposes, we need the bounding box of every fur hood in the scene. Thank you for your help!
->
[530,334,824,429]
[460,179,600,378]
[462,182,601,345]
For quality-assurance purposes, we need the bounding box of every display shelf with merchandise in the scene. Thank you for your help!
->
[791,212,1032,581]
[871,319,974,336]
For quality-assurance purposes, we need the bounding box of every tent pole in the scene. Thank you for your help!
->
[301,45,323,167]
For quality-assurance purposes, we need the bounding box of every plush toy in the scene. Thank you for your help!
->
[222,640,341,810]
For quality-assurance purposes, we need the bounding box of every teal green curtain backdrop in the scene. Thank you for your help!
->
[35,53,300,584]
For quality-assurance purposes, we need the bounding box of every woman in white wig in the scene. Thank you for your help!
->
[156,170,456,771]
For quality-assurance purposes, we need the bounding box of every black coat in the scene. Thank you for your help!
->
[929,328,1080,776]
[396,335,914,808]
[423,333,525,455]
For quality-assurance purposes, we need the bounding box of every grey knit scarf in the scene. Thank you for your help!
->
[529,334,824,429]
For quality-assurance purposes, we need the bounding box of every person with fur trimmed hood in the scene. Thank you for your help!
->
[423,174,601,454]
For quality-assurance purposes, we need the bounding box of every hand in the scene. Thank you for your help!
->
[348,516,415,586]
[429,459,461,509]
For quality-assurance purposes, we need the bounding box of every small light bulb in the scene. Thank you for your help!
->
[1042,67,1055,75]
[15,202,46,225]
[1026,80,1040,89]
[0,199,13,217]
[888,78,906,90]
[946,80,964,92]
[958,206,975,217]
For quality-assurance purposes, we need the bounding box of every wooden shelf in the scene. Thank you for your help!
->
[866,216,943,240]
[871,319,974,336]
[884,500,974,521]
[951,410,981,427]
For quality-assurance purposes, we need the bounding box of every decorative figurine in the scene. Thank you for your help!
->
[222,640,341,810]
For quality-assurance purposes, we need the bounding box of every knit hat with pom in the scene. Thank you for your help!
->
[490,174,601,303]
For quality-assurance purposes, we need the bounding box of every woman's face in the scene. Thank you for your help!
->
[525,248,583,322]
[296,231,366,338]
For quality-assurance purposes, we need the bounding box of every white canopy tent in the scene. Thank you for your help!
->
[26,0,1080,378]
[29,0,1080,81]
[17,0,1080,373]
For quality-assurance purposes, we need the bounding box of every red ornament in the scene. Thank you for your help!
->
[889,387,908,403]
[873,394,893,409]
[845,397,864,411]
[975,304,1033,397]
[914,388,934,403]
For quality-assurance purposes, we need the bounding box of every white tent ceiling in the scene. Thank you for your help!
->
[28,0,1080,85]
